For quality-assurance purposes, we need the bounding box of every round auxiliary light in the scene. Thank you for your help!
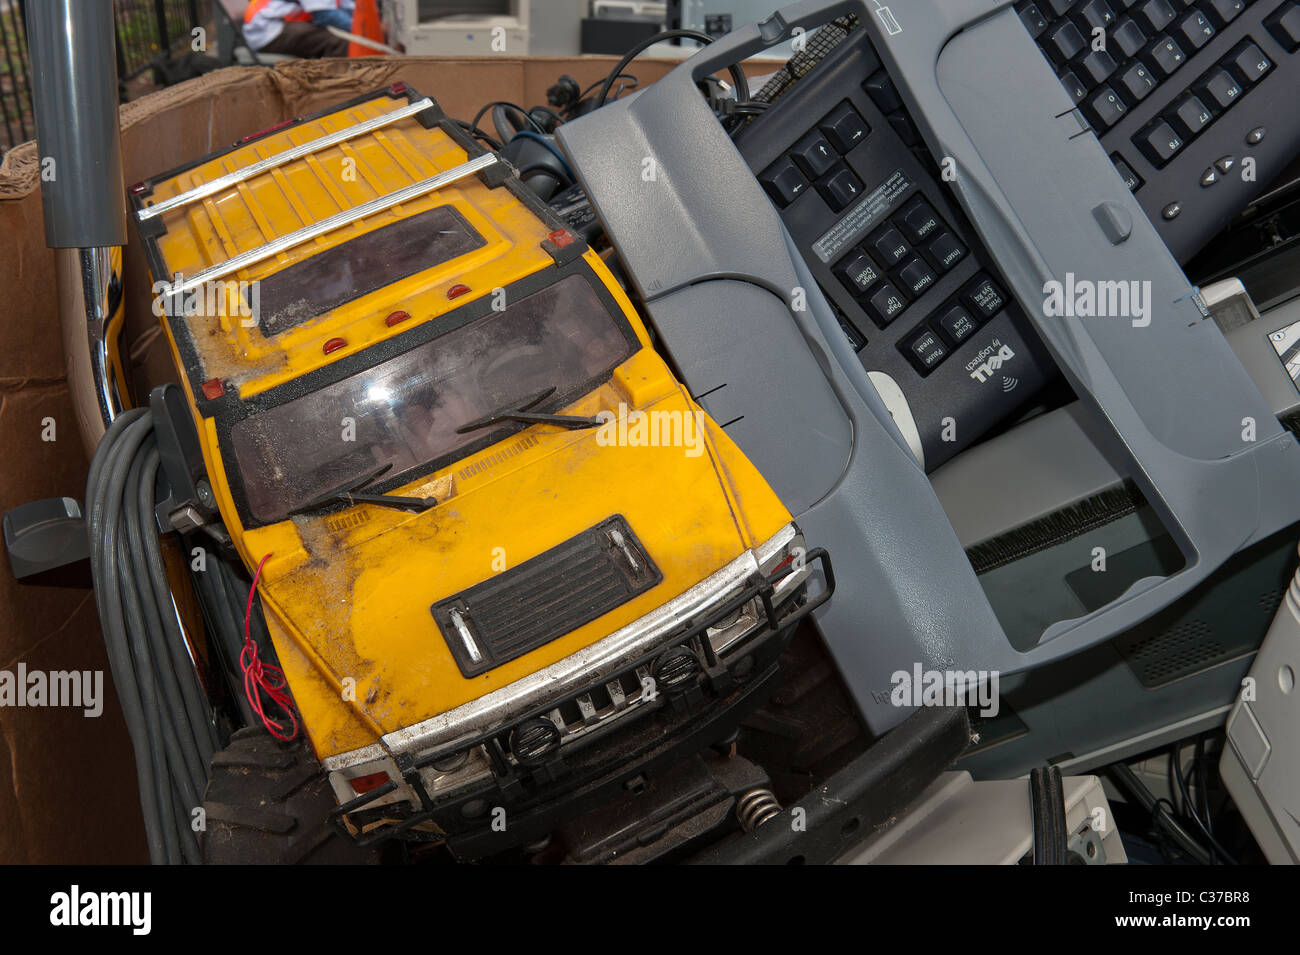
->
[654,646,701,691]
[510,717,561,766]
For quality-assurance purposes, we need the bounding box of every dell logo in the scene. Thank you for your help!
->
[969,344,1016,384]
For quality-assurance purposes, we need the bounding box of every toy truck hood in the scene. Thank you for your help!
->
[239,385,790,758]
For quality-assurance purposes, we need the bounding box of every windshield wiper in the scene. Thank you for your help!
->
[455,386,602,435]
[286,462,437,518]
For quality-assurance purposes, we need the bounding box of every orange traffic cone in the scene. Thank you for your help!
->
[349,0,386,57]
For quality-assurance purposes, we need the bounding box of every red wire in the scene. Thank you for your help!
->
[241,553,299,742]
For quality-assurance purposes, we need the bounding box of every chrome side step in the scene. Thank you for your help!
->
[157,152,498,299]
[136,96,436,222]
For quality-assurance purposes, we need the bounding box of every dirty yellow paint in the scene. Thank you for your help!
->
[146,92,793,761]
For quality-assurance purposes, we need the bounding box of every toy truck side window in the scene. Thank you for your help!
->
[227,273,636,525]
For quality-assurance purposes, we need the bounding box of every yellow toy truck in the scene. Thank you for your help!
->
[131,85,832,860]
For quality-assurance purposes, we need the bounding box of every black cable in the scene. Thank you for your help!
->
[470,100,545,137]
[1172,743,1237,864]
[1107,763,1213,864]
[454,118,502,150]
[87,410,220,864]
[89,412,168,863]
[593,30,750,110]
[578,73,636,103]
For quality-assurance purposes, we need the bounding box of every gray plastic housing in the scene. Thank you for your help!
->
[557,0,1300,733]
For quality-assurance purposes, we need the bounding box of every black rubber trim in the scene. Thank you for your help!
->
[1029,764,1068,865]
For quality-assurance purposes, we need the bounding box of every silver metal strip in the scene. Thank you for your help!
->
[136,97,436,222]
[157,152,499,299]
[318,524,800,772]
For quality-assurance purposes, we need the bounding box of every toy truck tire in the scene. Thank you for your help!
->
[202,727,380,865]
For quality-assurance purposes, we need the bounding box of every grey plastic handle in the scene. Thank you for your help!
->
[559,0,1300,731]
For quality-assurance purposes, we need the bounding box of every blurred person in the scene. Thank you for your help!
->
[244,0,357,59]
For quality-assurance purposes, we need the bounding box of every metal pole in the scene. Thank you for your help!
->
[27,0,129,441]
[26,0,128,248]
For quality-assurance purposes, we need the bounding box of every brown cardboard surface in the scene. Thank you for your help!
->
[0,53,727,863]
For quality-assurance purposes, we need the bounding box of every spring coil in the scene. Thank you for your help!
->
[736,788,782,832]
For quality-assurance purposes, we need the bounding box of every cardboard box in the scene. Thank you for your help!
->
[0,52,722,863]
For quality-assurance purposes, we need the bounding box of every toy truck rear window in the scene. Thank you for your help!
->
[229,274,635,525]
[251,205,486,337]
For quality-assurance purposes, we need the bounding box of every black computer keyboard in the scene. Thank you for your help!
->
[733,28,1057,471]
[1018,0,1300,261]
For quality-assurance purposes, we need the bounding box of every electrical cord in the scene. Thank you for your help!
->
[1107,762,1213,864]
[454,119,502,150]
[1171,742,1237,864]
[86,408,221,865]
[470,100,545,139]
[593,29,750,109]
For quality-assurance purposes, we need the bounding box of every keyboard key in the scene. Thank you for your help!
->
[1059,69,1089,103]
[1168,94,1212,137]
[1135,0,1176,32]
[964,275,1008,321]
[1077,0,1118,32]
[863,71,902,113]
[1044,20,1087,63]
[1265,3,1300,52]
[1134,118,1185,164]
[789,130,838,178]
[1227,41,1273,86]
[819,103,871,153]
[924,231,967,272]
[902,326,949,373]
[888,111,923,147]
[1111,153,1144,190]
[1018,2,1050,37]
[869,226,910,267]
[818,166,865,211]
[897,198,941,243]
[936,305,979,345]
[867,282,909,327]
[1192,67,1243,111]
[1146,35,1187,77]
[1043,0,1074,16]
[1077,49,1119,86]
[1086,85,1128,127]
[835,249,881,295]
[1206,0,1245,27]
[896,256,938,297]
[758,156,808,206]
[1116,62,1158,103]
[1110,17,1148,58]
[1173,10,1214,49]
[838,314,867,351]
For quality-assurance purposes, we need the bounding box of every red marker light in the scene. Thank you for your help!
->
[201,378,224,401]
[348,771,390,795]
[389,81,409,95]
[548,229,575,248]
[239,118,294,144]
[447,284,471,299]
[130,181,148,195]
[323,337,347,355]
[385,309,412,327]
